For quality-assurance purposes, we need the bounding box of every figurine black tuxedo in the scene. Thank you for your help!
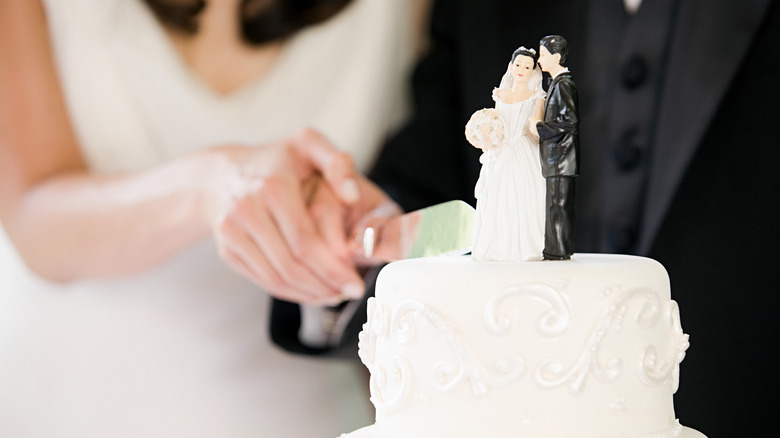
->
[535,35,579,260]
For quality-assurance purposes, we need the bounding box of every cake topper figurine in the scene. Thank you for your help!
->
[465,45,546,261]
[530,35,579,261]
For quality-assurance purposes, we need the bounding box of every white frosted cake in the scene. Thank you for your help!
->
[340,254,705,438]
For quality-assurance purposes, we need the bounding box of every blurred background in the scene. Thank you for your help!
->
[2,0,778,437]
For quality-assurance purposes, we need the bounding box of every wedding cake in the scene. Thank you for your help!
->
[339,37,704,438]
[338,254,705,438]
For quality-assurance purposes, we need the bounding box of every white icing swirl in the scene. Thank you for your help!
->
[534,288,662,393]
[636,300,690,392]
[484,283,572,337]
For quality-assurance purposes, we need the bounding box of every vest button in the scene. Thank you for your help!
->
[608,225,638,253]
[622,54,648,89]
[614,129,644,172]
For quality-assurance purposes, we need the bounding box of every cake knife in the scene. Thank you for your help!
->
[353,200,476,262]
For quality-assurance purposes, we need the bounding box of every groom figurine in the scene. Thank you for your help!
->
[534,35,579,260]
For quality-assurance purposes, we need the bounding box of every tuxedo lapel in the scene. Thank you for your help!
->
[639,0,772,252]
[543,75,562,119]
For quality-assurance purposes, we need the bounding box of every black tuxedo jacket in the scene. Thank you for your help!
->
[537,72,579,177]
[365,0,780,435]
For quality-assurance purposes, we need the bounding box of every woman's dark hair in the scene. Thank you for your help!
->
[510,46,539,65]
[144,0,354,45]
[539,35,568,65]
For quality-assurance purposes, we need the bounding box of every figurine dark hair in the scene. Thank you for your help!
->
[511,46,539,64]
[539,35,568,65]
[144,0,354,45]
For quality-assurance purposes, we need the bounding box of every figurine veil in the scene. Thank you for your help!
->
[495,46,544,97]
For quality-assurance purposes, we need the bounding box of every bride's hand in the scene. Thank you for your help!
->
[204,129,366,305]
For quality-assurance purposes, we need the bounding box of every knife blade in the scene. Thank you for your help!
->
[354,200,475,262]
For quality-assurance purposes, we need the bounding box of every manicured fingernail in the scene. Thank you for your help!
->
[341,282,364,299]
[340,179,359,203]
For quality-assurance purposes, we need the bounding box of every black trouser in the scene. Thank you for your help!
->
[543,176,575,259]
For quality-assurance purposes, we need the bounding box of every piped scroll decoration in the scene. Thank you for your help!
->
[358,296,525,413]
[358,282,690,413]
[484,283,572,337]
[360,298,412,413]
[391,299,525,397]
[636,300,689,392]
[532,287,663,393]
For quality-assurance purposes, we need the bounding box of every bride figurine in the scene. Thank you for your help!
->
[465,45,546,261]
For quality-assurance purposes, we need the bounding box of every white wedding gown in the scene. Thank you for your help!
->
[0,1,414,437]
[472,91,546,261]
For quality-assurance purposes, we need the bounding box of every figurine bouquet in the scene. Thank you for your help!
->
[465,108,505,150]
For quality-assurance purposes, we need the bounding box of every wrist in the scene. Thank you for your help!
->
[186,147,237,230]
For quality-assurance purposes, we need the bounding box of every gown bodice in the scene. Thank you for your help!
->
[495,93,542,145]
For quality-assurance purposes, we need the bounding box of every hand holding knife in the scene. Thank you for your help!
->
[350,200,476,263]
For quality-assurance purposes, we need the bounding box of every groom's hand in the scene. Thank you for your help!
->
[528,118,540,138]
[307,173,402,269]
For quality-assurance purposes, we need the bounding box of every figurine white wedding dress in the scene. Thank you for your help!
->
[0,0,414,437]
[471,68,546,261]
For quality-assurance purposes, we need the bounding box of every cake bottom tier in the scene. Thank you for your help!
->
[340,424,706,438]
